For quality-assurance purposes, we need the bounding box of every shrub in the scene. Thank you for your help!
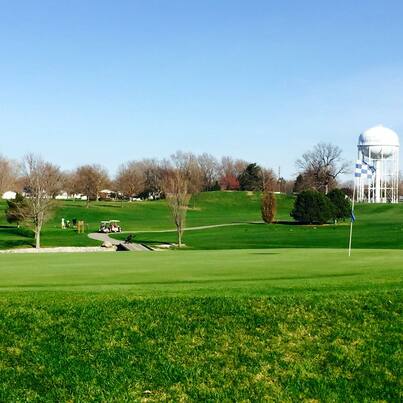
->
[261,191,276,223]
[326,189,351,221]
[291,190,334,224]
[5,193,29,227]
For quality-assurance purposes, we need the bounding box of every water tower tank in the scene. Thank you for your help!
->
[358,125,399,158]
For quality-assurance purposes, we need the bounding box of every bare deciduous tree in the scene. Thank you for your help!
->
[197,153,219,191]
[219,156,248,190]
[296,142,349,194]
[171,151,204,196]
[398,172,403,198]
[261,168,276,191]
[115,161,145,198]
[21,154,63,248]
[72,164,110,207]
[0,156,19,195]
[162,169,191,248]
[283,179,296,195]
[140,159,165,199]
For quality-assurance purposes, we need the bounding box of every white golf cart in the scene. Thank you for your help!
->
[98,220,122,233]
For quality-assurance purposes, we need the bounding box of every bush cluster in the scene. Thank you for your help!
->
[291,189,351,224]
[261,191,276,223]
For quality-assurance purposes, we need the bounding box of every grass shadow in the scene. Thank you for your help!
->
[249,252,280,255]
[0,226,34,249]
[274,220,306,226]
[0,239,34,249]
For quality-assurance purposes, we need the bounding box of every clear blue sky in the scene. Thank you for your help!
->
[1,0,402,179]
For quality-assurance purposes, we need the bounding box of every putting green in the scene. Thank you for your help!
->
[1,248,401,295]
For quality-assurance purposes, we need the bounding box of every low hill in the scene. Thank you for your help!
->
[1,191,402,249]
[0,192,292,249]
[114,194,403,250]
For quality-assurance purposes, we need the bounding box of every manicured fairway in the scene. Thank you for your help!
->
[116,219,403,250]
[0,248,402,295]
[114,198,403,249]
[0,249,402,401]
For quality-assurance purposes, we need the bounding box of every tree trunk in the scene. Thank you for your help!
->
[35,227,41,249]
[177,226,182,248]
[86,196,90,208]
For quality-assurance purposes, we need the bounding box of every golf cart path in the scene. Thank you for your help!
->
[88,233,149,251]
[89,222,262,249]
[120,221,262,234]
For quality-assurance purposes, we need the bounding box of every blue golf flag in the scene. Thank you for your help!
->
[355,160,375,179]
[351,211,356,223]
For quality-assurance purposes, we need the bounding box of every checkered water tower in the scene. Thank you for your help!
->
[357,125,399,203]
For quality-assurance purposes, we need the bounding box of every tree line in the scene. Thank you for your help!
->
[0,152,282,202]
[1,142,385,249]
[0,143,356,202]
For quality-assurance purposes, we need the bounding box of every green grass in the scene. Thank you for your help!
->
[1,193,402,400]
[1,292,401,401]
[0,191,285,249]
[0,249,402,400]
[123,219,403,250]
[2,191,403,250]
[0,248,402,295]
[114,201,403,250]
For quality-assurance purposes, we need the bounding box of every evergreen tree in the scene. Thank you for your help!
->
[238,163,262,191]
[291,190,334,224]
[327,188,351,221]
[293,174,305,193]
[5,193,29,227]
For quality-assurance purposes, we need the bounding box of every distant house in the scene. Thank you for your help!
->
[99,189,117,200]
[73,194,88,201]
[2,191,16,200]
[55,191,70,200]
[54,192,88,201]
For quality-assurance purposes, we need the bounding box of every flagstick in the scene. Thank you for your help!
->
[348,179,356,257]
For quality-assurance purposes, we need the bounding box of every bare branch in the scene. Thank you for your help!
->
[295,143,349,193]
[161,169,191,248]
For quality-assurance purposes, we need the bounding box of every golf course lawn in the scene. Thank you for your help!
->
[0,248,402,294]
[114,219,403,250]
[1,191,403,250]
[0,249,402,401]
[1,194,402,400]
[0,191,280,249]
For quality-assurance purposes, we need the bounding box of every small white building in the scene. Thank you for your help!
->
[55,191,70,200]
[2,191,16,200]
